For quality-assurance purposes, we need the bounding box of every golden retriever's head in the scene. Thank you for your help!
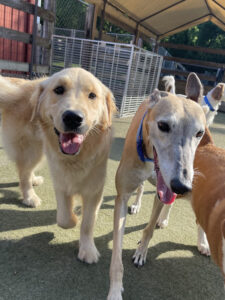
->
[33,68,116,155]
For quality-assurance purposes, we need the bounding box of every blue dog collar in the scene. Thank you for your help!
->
[204,95,215,112]
[136,111,154,163]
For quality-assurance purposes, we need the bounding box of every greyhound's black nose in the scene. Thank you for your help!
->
[170,177,191,194]
[62,110,84,131]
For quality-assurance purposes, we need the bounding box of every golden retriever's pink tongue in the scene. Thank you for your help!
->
[59,133,84,155]
[157,170,176,204]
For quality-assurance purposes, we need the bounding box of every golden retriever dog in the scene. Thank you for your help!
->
[0,76,45,207]
[0,68,116,263]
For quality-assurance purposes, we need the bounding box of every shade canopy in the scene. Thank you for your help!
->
[86,0,225,40]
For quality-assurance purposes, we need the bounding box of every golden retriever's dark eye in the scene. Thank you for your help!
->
[158,121,170,133]
[54,86,65,95]
[88,92,96,100]
[196,130,204,138]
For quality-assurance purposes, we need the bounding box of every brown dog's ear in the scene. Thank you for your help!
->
[101,86,117,130]
[185,72,203,103]
[148,89,161,108]
[212,83,225,101]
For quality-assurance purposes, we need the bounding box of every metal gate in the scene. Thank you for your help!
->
[51,35,163,117]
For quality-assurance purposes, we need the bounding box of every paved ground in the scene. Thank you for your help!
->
[0,112,225,300]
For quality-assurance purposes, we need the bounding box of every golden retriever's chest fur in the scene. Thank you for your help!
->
[42,124,113,195]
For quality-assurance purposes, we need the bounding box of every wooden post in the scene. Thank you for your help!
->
[98,0,107,40]
[85,4,98,40]
[154,38,160,53]
[42,0,55,67]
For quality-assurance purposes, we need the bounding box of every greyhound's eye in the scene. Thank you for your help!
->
[88,92,96,100]
[196,130,204,138]
[54,86,65,95]
[158,121,170,133]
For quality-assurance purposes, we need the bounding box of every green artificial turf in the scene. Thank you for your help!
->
[0,113,225,300]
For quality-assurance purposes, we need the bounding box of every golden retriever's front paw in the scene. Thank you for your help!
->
[78,241,100,264]
[23,194,42,208]
[32,176,44,186]
[57,213,78,229]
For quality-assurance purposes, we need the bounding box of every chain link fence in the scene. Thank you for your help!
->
[55,0,88,31]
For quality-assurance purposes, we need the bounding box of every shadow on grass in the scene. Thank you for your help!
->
[0,229,224,300]
[102,190,155,211]
[110,137,125,161]
[0,209,56,232]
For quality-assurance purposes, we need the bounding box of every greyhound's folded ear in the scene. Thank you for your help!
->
[148,89,161,108]
[212,83,225,101]
[185,72,203,103]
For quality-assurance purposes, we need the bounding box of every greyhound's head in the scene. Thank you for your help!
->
[145,73,206,203]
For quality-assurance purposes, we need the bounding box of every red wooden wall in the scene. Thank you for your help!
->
[0,0,35,64]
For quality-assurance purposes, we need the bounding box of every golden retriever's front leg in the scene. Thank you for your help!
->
[56,191,78,229]
[78,188,103,264]
[108,194,130,300]
[133,194,164,267]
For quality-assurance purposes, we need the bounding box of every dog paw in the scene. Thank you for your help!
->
[197,243,211,256]
[130,203,140,214]
[32,176,44,186]
[107,290,123,300]
[78,241,100,264]
[132,243,148,267]
[22,194,42,208]
[156,218,168,229]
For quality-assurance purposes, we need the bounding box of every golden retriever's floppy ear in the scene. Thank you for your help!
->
[185,72,203,103]
[101,86,117,130]
[30,79,48,121]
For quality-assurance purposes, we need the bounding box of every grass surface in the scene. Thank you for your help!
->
[0,113,225,300]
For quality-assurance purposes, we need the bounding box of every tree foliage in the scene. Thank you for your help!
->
[163,22,225,64]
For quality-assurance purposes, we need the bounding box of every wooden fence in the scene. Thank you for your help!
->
[0,0,55,77]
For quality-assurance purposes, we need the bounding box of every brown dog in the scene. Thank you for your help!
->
[191,127,225,283]
[107,73,207,300]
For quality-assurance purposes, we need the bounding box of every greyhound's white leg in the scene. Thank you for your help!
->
[157,204,173,228]
[133,194,164,267]
[197,224,210,256]
[130,182,144,214]
[108,193,131,300]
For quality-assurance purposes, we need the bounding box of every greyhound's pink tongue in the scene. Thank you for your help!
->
[59,133,84,155]
[157,170,177,204]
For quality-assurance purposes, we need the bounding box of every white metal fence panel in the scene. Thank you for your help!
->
[51,35,163,117]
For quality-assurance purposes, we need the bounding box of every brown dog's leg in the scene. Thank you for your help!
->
[17,164,42,208]
[133,194,164,267]
[108,193,130,300]
[78,187,104,264]
[56,191,78,229]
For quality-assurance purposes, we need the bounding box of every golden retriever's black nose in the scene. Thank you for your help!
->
[62,110,84,130]
[170,178,191,194]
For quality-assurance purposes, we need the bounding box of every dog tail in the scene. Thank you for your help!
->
[162,75,176,94]
[0,76,21,109]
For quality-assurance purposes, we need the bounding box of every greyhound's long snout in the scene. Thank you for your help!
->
[170,177,192,194]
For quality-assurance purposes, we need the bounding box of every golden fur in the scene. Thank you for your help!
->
[0,68,116,263]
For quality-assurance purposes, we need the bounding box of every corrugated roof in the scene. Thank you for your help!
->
[86,0,225,39]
